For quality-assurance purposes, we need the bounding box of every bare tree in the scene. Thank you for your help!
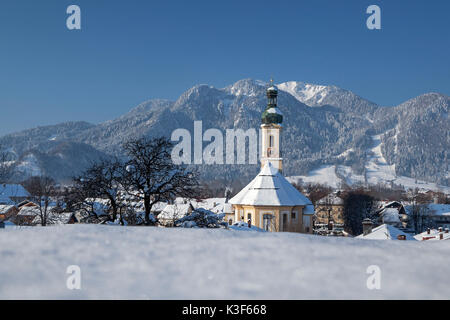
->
[74,159,125,224]
[122,137,198,225]
[0,144,15,183]
[60,184,101,223]
[23,176,56,226]
[409,204,434,233]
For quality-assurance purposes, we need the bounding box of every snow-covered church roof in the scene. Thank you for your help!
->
[229,162,313,208]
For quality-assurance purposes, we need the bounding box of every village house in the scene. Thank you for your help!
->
[404,203,450,231]
[357,219,415,240]
[229,83,314,233]
[414,227,450,241]
[374,201,409,228]
[12,201,40,225]
[158,200,194,227]
[426,204,450,229]
[314,193,345,225]
[0,204,19,221]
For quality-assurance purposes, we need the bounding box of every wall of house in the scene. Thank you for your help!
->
[233,204,313,234]
[224,213,234,225]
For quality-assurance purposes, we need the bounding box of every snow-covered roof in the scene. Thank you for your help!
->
[195,197,233,213]
[380,207,401,223]
[151,201,169,212]
[414,229,450,241]
[18,206,41,216]
[159,203,192,220]
[357,224,416,240]
[0,184,30,198]
[229,162,312,207]
[0,195,13,205]
[383,201,402,207]
[0,204,16,213]
[316,193,344,205]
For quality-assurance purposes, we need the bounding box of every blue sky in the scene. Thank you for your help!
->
[0,0,449,135]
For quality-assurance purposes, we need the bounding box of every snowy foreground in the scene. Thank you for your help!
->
[1,225,449,299]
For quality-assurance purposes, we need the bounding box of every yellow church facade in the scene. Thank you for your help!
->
[233,204,313,233]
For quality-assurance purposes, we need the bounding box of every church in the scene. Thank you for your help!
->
[229,82,314,233]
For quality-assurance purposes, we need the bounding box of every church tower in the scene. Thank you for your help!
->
[229,80,314,234]
[261,80,283,172]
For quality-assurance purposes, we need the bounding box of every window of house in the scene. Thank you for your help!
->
[269,135,274,148]
[291,211,297,220]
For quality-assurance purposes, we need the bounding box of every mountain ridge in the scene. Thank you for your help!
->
[0,79,448,189]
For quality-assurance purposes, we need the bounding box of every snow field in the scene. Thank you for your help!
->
[0,225,449,299]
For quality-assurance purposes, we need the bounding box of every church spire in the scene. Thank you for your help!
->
[260,79,283,173]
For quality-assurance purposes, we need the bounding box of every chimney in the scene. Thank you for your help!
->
[440,233,444,240]
[362,218,373,236]
[427,228,431,234]
[445,228,449,234]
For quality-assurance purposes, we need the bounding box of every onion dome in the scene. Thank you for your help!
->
[262,81,283,124]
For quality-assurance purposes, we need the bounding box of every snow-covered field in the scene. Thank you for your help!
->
[1,225,449,299]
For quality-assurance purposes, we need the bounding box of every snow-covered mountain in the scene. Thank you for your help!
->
[0,79,448,190]
[278,81,379,114]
